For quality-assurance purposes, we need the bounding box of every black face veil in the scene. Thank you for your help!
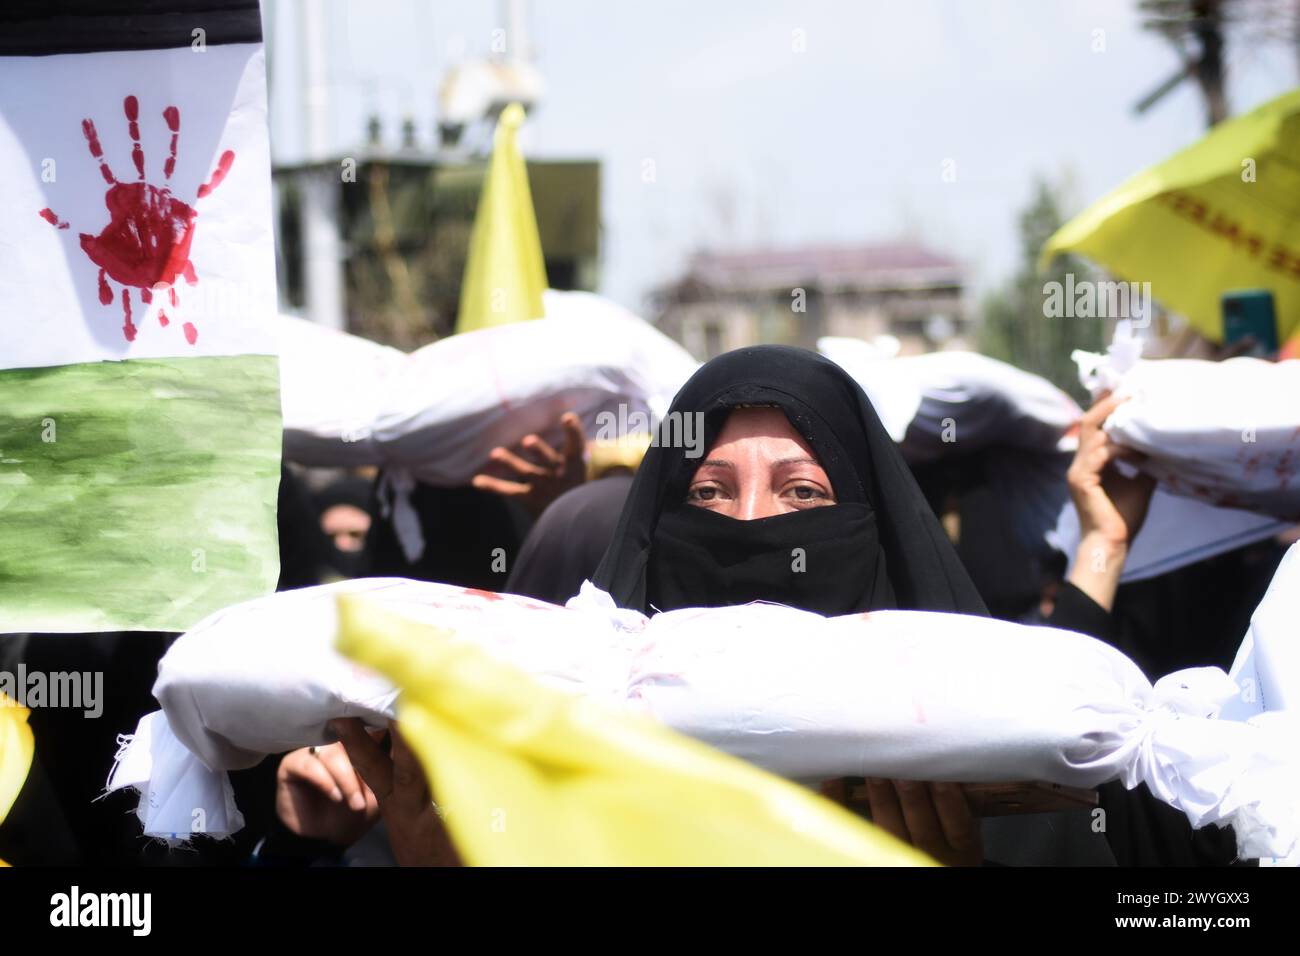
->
[591,345,988,617]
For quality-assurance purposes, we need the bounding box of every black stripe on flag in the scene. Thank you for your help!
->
[0,0,262,57]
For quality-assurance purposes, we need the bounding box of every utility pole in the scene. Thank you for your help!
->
[298,0,345,331]
[1189,0,1229,126]
[1134,0,1229,128]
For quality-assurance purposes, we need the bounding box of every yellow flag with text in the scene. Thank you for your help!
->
[335,595,933,867]
[454,104,548,334]
[1041,88,1300,342]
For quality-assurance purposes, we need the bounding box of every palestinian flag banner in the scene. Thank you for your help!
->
[0,1,280,632]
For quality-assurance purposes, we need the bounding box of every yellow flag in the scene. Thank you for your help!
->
[335,595,934,867]
[1042,88,1300,342]
[0,692,35,866]
[586,432,654,481]
[454,103,549,335]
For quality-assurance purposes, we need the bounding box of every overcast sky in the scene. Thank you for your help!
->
[265,0,1299,314]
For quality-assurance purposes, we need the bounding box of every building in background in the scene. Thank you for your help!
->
[273,132,600,348]
[272,0,598,348]
[651,241,970,360]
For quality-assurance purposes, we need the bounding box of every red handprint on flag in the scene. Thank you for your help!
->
[39,95,235,345]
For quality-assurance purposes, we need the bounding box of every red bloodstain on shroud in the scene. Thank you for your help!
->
[39,208,69,229]
[37,95,235,345]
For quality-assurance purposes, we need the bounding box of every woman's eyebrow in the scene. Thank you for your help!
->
[697,458,733,469]
[773,456,820,468]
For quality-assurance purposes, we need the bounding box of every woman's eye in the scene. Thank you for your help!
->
[787,484,830,502]
[688,485,720,502]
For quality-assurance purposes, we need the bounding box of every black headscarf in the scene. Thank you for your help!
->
[364,477,530,592]
[506,473,634,604]
[313,476,376,580]
[592,346,987,617]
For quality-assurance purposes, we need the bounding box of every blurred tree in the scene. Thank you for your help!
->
[978,177,1104,403]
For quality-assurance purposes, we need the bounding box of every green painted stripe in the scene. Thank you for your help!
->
[0,355,281,633]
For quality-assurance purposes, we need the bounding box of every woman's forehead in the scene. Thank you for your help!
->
[708,406,820,460]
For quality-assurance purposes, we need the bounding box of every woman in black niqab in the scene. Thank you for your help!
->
[590,346,1120,867]
[592,345,987,618]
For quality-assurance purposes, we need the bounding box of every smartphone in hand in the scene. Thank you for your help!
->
[1222,289,1278,357]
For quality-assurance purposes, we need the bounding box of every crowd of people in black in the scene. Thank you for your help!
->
[3,344,1284,868]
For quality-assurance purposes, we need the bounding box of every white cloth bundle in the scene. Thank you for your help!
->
[626,600,1298,860]
[278,290,698,484]
[1225,541,1300,721]
[818,337,1082,458]
[145,579,640,773]
[1223,541,1300,867]
[275,314,407,467]
[817,339,1083,566]
[1075,339,1300,519]
[110,580,1298,858]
